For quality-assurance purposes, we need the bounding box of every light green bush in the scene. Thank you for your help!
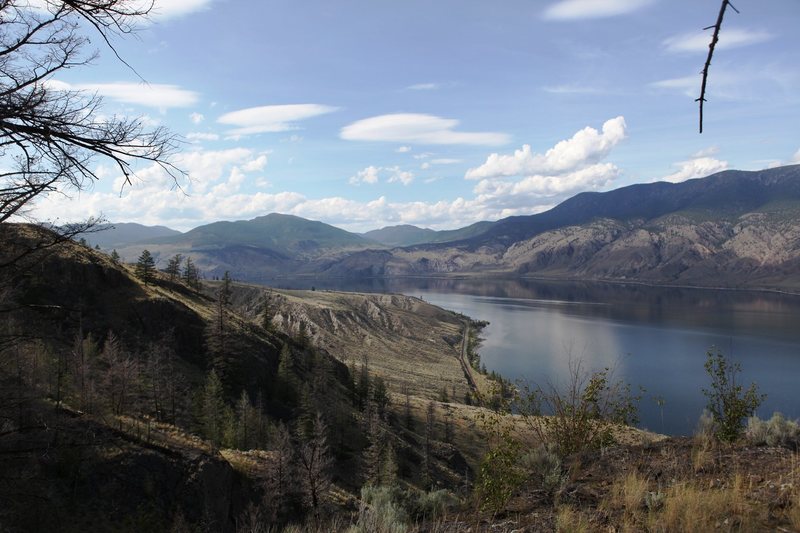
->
[745,412,800,449]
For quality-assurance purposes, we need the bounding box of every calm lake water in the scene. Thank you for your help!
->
[269,277,800,435]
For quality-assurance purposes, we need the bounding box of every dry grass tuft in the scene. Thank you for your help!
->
[555,505,590,533]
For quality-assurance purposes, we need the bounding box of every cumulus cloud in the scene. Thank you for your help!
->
[466,116,626,180]
[340,113,510,146]
[218,104,338,136]
[543,0,655,20]
[663,28,773,53]
[791,149,800,164]
[349,166,381,185]
[242,154,268,172]
[190,112,205,124]
[396,146,412,153]
[660,156,728,183]
[50,80,199,110]
[386,167,414,186]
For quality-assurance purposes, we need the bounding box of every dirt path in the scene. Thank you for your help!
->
[458,320,478,392]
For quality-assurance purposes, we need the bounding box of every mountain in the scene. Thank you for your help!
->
[319,165,800,290]
[362,221,493,247]
[116,213,379,279]
[79,222,181,249]
[114,165,800,290]
[362,224,438,247]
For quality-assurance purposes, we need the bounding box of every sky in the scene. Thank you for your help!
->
[31,0,800,232]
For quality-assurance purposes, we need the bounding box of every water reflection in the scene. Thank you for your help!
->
[269,276,800,435]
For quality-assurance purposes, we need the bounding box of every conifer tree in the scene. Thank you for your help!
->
[165,254,183,280]
[135,249,156,285]
[220,271,232,307]
[200,370,233,448]
[110,249,121,264]
[183,256,200,289]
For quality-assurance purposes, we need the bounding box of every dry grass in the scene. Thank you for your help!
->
[652,475,754,533]
[555,505,590,532]
[606,470,648,517]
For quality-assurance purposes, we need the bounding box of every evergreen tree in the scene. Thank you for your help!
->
[220,271,232,307]
[183,256,200,289]
[165,254,183,280]
[372,376,389,418]
[134,249,156,285]
[199,370,233,448]
[261,290,275,332]
[110,249,121,264]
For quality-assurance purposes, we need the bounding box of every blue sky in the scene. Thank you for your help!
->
[34,0,800,232]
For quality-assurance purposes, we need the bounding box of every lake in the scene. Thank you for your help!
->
[269,276,800,435]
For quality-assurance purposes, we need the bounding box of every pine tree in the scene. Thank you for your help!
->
[165,254,183,280]
[110,249,121,264]
[200,370,232,448]
[183,256,200,289]
[220,271,232,307]
[135,249,156,285]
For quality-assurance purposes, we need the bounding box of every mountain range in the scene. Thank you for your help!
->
[103,164,800,290]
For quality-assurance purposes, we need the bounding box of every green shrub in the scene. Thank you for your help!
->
[519,360,642,457]
[702,350,765,442]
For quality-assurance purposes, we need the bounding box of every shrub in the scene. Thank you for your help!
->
[519,359,642,457]
[702,350,765,442]
[519,444,566,498]
[745,413,800,449]
[353,485,459,532]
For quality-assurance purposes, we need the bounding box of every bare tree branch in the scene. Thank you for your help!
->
[697,0,739,133]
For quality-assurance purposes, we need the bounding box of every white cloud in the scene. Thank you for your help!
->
[149,0,214,20]
[543,0,654,20]
[242,154,268,173]
[407,83,440,90]
[692,146,719,158]
[473,163,619,202]
[186,132,220,142]
[74,82,199,109]
[430,158,461,165]
[466,116,626,180]
[190,112,205,124]
[386,167,414,186]
[660,156,728,183]
[340,113,510,146]
[542,84,601,94]
[663,28,773,54]
[651,63,800,101]
[791,149,800,164]
[396,146,412,153]
[218,104,338,136]
[349,166,381,185]
[420,162,430,170]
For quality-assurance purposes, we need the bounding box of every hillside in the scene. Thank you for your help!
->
[0,223,486,530]
[78,222,182,249]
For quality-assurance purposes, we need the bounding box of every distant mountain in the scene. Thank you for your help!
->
[363,221,494,247]
[114,165,800,290]
[117,213,379,279]
[319,165,800,290]
[362,225,438,247]
[80,222,181,249]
